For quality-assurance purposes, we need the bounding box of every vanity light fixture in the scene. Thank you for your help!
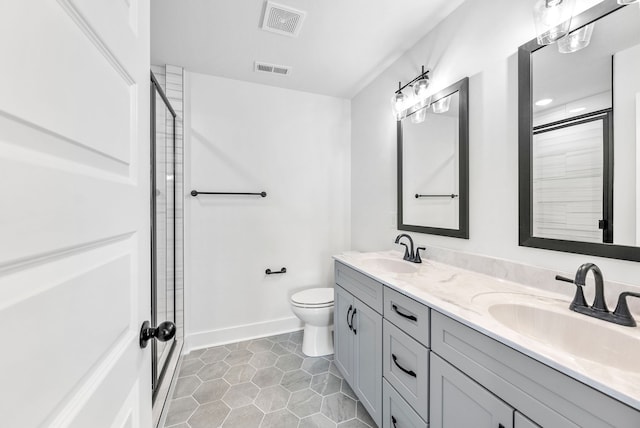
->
[558,23,594,53]
[532,0,576,45]
[390,66,430,119]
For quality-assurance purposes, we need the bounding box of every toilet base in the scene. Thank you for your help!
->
[301,324,334,357]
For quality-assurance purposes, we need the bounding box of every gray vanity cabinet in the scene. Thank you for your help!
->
[430,353,513,428]
[334,285,354,383]
[334,262,383,427]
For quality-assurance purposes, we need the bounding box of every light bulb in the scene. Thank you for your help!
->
[532,0,576,45]
[413,77,430,100]
[432,95,451,114]
[390,91,409,119]
[558,23,594,53]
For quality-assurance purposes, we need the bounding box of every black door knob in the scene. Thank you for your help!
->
[139,320,176,348]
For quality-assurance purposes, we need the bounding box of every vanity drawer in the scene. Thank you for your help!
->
[383,379,428,428]
[384,286,430,347]
[383,319,429,421]
[431,311,640,428]
[335,261,383,314]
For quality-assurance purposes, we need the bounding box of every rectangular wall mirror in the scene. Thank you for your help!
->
[398,77,469,238]
[518,0,640,261]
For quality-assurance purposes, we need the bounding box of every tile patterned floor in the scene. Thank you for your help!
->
[164,331,376,428]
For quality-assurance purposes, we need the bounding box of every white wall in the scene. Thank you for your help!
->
[185,72,351,351]
[351,0,640,286]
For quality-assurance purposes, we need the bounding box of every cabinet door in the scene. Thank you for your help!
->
[353,300,383,427]
[515,412,541,428]
[334,285,354,384]
[430,353,513,428]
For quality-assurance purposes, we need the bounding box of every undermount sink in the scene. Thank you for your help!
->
[488,303,640,371]
[358,257,419,274]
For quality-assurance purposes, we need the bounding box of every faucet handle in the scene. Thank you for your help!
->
[414,247,426,264]
[398,243,411,261]
[612,292,640,327]
[555,274,588,310]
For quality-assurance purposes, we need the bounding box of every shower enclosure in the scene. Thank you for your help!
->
[151,71,179,398]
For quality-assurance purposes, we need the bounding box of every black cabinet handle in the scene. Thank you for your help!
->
[392,304,417,322]
[346,305,353,331]
[391,415,398,427]
[351,308,357,335]
[392,354,416,377]
[265,267,286,275]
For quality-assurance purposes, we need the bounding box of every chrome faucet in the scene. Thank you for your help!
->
[394,234,425,263]
[556,263,640,327]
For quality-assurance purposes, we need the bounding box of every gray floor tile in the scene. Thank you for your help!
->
[340,379,357,400]
[173,376,202,399]
[224,364,256,385]
[193,379,230,404]
[321,393,356,423]
[254,385,291,413]
[269,333,291,343]
[165,396,198,426]
[179,359,204,377]
[224,349,254,366]
[188,401,230,428]
[290,331,304,344]
[356,401,375,427]
[281,369,312,392]
[260,409,299,428]
[184,348,206,361]
[299,412,335,428]
[222,404,264,428]
[337,419,371,428]
[287,389,323,418]
[302,357,330,375]
[249,351,278,369]
[310,373,341,396]
[252,366,284,388]
[197,361,230,381]
[275,353,303,371]
[248,338,273,353]
[200,346,230,364]
[222,382,260,408]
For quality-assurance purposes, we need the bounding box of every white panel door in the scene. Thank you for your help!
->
[0,1,151,427]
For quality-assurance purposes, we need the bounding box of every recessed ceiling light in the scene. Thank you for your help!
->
[535,98,553,106]
[569,107,586,113]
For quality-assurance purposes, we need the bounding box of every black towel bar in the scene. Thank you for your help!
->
[191,190,267,197]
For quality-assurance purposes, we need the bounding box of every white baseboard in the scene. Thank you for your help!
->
[185,316,303,354]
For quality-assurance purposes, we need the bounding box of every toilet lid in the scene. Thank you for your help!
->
[291,288,334,306]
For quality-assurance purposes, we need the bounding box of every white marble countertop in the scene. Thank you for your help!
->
[333,250,640,412]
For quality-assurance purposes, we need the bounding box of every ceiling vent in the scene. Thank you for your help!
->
[254,61,292,76]
[261,2,306,38]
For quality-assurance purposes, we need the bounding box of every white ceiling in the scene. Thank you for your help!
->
[150,0,466,99]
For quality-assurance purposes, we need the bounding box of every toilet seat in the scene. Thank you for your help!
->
[291,288,334,308]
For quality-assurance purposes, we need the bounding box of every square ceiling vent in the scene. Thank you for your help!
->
[261,2,306,38]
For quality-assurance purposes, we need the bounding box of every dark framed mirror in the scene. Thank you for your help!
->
[518,0,640,261]
[398,77,469,238]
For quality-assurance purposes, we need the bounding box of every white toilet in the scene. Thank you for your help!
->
[290,287,335,357]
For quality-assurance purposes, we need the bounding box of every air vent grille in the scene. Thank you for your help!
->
[261,2,306,37]
[254,61,292,76]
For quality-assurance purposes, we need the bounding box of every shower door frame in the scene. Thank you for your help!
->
[150,70,178,399]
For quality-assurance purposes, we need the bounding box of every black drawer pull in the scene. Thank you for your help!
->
[392,354,416,377]
[392,415,398,427]
[351,308,357,335]
[392,304,417,322]
[346,305,353,331]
